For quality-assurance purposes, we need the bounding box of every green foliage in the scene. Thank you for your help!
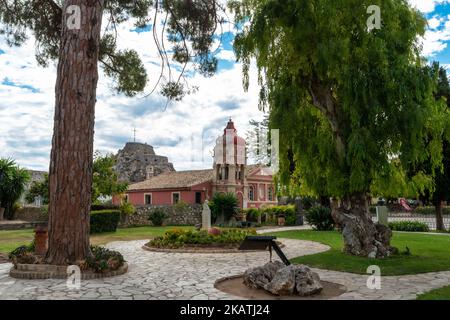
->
[119,202,135,215]
[230,0,446,201]
[305,206,335,231]
[243,205,296,225]
[388,221,429,232]
[0,0,222,99]
[148,209,168,227]
[90,210,121,234]
[8,241,36,266]
[85,245,125,273]
[25,173,49,205]
[148,228,257,249]
[0,158,30,219]
[209,193,239,222]
[415,206,450,215]
[92,152,128,203]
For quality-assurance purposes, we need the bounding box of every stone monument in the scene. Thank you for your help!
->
[202,200,211,230]
[295,197,304,226]
[376,206,389,226]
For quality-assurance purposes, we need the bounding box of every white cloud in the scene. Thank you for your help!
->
[0,15,264,172]
[408,0,448,13]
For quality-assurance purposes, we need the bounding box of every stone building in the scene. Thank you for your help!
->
[113,119,276,209]
[114,142,175,183]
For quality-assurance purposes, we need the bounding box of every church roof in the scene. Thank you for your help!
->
[128,169,214,191]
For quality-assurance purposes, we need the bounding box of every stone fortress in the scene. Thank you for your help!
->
[114,142,175,183]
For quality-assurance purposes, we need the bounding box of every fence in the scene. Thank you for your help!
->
[372,213,450,230]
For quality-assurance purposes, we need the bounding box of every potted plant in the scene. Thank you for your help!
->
[277,213,286,226]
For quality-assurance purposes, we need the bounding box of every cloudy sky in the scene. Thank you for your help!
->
[1,1,450,172]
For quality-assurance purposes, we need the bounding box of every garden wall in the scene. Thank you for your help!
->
[119,204,202,228]
[14,206,47,222]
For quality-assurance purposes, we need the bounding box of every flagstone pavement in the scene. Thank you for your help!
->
[0,228,449,300]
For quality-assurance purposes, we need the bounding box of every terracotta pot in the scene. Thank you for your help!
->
[277,216,285,226]
[34,225,48,256]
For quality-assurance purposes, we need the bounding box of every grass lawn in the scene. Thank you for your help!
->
[270,230,450,276]
[0,226,193,254]
[417,286,450,300]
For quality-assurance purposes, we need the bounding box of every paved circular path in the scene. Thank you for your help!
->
[0,234,449,300]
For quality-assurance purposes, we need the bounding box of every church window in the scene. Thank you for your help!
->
[144,194,152,205]
[225,165,229,180]
[249,186,254,201]
[172,192,181,204]
[268,186,274,201]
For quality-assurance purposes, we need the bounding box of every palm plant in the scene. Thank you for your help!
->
[0,158,30,220]
[209,193,239,224]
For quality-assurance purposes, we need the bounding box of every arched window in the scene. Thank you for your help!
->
[268,186,274,201]
[249,186,255,201]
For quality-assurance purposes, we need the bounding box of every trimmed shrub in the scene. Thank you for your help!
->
[305,205,335,231]
[148,209,168,227]
[415,206,450,215]
[91,203,119,211]
[90,210,121,234]
[388,221,429,232]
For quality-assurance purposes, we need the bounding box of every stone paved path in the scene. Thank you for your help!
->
[0,237,449,300]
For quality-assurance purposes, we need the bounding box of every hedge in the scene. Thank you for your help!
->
[243,205,296,226]
[90,210,121,234]
[414,206,450,215]
[91,203,119,211]
[388,221,429,232]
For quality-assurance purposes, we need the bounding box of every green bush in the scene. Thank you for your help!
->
[91,203,119,211]
[305,205,335,231]
[90,210,121,234]
[148,209,168,226]
[148,228,257,249]
[209,193,239,222]
[415,206,450,215]
[119,202,135,215]
[243,208,260,222]
[85,245,125,273]
[9,241,36,266]
[388,221,429,232]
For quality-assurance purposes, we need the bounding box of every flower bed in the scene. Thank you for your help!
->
[8,242,126,275]
[146,228,257,250]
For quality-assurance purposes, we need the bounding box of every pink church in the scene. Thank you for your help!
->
[113,119,277,208]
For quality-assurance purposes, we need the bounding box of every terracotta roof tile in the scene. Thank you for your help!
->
[128,169,214,191]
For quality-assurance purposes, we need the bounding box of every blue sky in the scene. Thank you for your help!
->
[1,1,450,171]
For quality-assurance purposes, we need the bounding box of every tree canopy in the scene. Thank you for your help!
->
[92,152,128,203]
[0,0,225,99]
[231,0,446,200]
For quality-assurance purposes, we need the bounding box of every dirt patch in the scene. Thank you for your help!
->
[0,253,9,264]
[215,275,346,300]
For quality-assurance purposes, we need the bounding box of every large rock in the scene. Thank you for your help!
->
[294,265,323,296]
[264,265,296,295]
[244,263,323,297]
[243,261,284,289]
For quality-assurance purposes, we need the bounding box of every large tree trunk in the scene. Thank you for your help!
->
[331,193,394,258]
[435,200,445,232]
[46,0,104,265]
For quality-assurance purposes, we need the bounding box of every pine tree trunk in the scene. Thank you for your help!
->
[435,200,445,231]
[331,193,394,258]
[46,0,104,265]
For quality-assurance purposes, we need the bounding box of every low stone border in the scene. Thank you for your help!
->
[9,262,128,280]
[142,242,285,254]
